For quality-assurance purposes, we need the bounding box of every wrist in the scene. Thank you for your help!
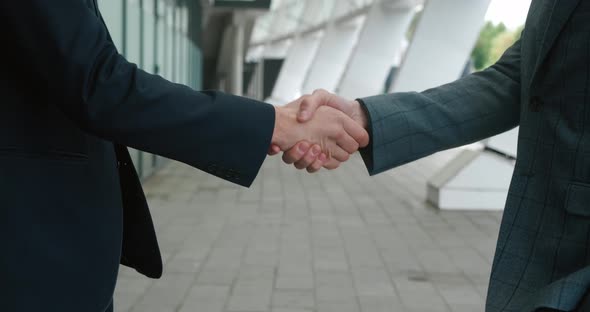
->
[351,100,369,129]
[272,106,298,150]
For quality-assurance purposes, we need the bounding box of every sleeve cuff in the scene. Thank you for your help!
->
[356,98,377,175]
[197,92,276,188]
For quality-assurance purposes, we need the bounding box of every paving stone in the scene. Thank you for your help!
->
[276,274,315,290]
[358,296,404,312]
[317,301,360,312]
[114,154,501,312]
[272,309,313,312]
[272,290,315,310]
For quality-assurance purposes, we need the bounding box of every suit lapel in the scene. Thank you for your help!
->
[531,0,580,82]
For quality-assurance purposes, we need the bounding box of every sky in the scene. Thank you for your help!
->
[485,0,532,29]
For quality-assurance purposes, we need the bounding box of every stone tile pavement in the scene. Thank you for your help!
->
[114,151,503,312]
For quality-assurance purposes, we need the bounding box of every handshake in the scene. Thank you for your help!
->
[269,89,369,173]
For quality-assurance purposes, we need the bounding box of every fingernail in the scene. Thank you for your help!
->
[299,111,309,119]
[311,146,321,156]
[298,142,310,153]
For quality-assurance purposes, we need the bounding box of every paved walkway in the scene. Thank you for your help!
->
[114,152,503,312]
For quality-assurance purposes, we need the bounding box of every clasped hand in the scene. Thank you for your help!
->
[270,89,369,172]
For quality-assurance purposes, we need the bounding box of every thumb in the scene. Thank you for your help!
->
[297,89,331,122]
[297,98,318,122]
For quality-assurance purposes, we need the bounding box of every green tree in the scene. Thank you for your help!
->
[471,21,508,70]
[405,15,522,72]
[485,25,524,68]
[488,31,517,67]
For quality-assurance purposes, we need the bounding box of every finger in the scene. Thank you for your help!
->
[267,144,281,156]
[335,133,360,154]
[342,117,370,148]
[307,153,327,173]
[323,158,341,170]
[307,160,324,173]
[282,141,311,164]
[294,145,322,170]
[328,145,351,162]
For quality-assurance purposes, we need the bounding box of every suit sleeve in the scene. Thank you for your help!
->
[359,39,522,175]
[0,0,275,187]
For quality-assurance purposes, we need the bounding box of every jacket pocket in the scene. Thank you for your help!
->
[0,147,89,162]
[565,182,590,218]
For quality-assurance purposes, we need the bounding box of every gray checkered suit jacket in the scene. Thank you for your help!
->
[359,1,590,311]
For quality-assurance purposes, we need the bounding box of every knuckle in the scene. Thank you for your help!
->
[347,144,358,154]
[360,132,370,144]
[316,88,328,95]
[328,163,340,170]
[282,154,294,164]
[333,155,345,162]
[299,95,310,105]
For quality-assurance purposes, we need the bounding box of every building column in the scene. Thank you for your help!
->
[267,1,330,104]
[390,0,515,211]
[336,0,416,99]
[232,13,246,96]
[300,3,365,94]
[390,0,492,92]
[268,33,323,104]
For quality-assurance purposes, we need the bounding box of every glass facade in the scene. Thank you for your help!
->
[97,0,203,179]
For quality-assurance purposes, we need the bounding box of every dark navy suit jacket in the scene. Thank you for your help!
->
[0,1,275,311]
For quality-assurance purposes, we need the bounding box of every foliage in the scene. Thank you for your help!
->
[405,13,523,72]
[488,31,517,66]
[471,21,509,70]
[471,22,525,71]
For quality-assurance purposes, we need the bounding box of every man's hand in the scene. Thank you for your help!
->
[271,104,369,170]
[297,89,368,128]
[272,89,369,172]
